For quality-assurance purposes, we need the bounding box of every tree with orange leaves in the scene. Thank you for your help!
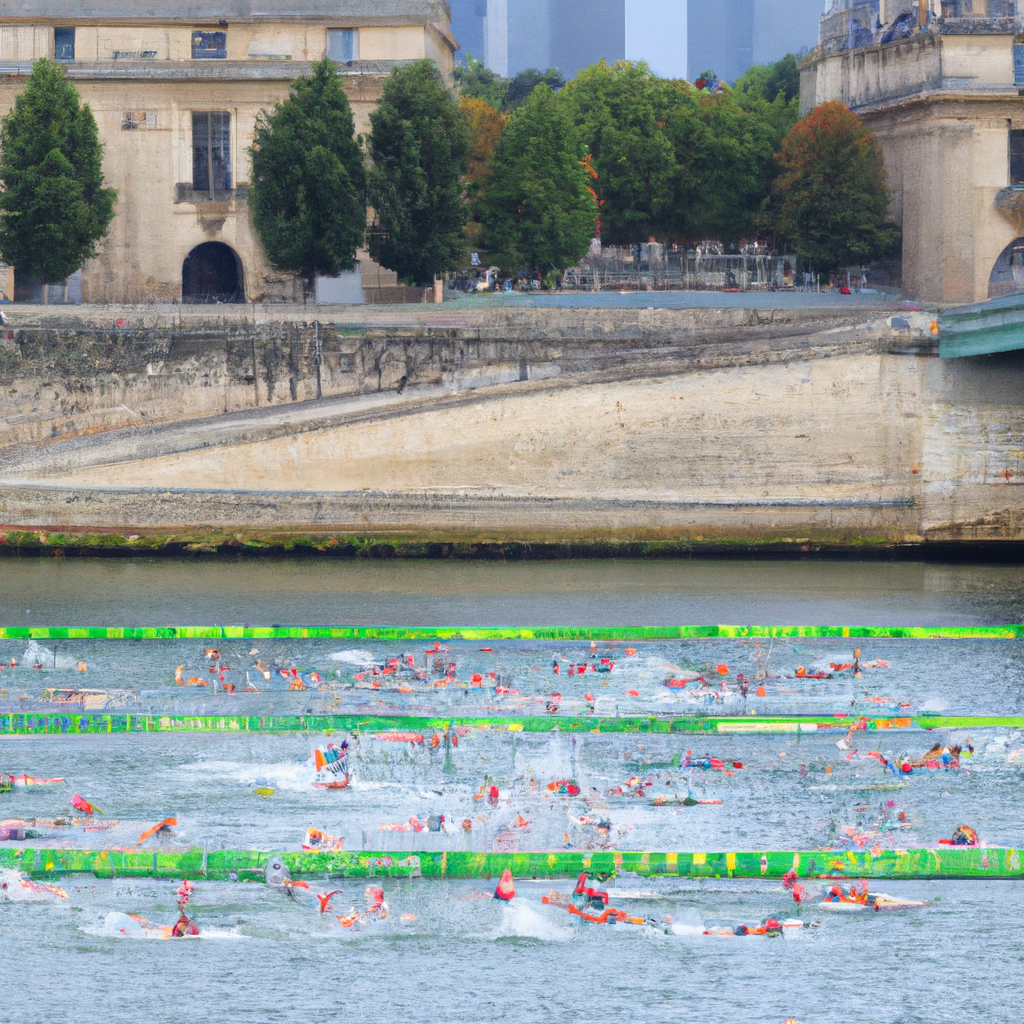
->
[461,96,507,192]
[767,101,899,272]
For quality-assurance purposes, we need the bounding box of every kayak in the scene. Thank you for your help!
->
[648,795,722,807]
[100,911,175,939]
[303,827,344,851]
[818,892,927,912]
[313,745,350,789]
[10,775,65,788]
[541,892,650,927]
[699,919,820,937]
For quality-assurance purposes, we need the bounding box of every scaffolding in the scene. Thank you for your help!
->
[562,245,796,292]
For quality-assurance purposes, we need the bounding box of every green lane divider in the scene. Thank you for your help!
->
[2,712,1020,737]
[2,846,1020,882]
[1,624,1022,640]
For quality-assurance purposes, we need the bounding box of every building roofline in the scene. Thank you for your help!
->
[0,1,451,21]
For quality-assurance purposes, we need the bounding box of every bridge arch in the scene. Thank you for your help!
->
[988,237,1024,299]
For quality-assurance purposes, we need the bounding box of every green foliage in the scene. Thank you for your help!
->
[506,67,565,108]
[767,101,900,272]
[367,60,470,285]
[455,54,509,112]
[662,79,796,242]
[561,61,675,244]
[249,57,366,291]
[734,54,801,105]
[477,85,596,274]
[0,58,116,283]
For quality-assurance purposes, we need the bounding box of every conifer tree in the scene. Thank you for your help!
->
[250,57,366,294]
[0,59,116,283]
[367,61,470,285]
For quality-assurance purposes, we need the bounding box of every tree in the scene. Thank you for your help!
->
[455,54,509,112]
[477,84,596,277]
[462,96,507,191]
[661,79,792,243]
[0,58,116,284]
[249,56,366,294]
[734,54,802,105]
[367,61,470,285]
[505,67,565,109]
[562,61,675,243]
[767,101,900,272]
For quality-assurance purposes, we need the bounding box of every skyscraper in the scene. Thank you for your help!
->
[450,0,820,83]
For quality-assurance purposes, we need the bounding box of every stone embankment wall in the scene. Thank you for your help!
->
[0,303,1021,552]
[0,304,892,446]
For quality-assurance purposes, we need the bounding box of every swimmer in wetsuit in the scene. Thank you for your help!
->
[171,913,198,936]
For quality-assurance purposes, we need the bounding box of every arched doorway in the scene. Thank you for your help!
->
[182,242,244,303]
[988,237,1024,299]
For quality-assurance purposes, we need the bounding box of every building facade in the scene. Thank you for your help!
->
[801,1,1024,303]
[0,1,456,304]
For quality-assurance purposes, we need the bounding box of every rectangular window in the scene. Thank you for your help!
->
[1011,128,1024,185]
[1015,44,1024,86]
[192,112,232,194]
[327,28,358,62]
[192,30,227,59]
[55,27,75,62]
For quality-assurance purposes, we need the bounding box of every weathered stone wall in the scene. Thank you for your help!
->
[0,304,1020,550]
[0,304,884,446]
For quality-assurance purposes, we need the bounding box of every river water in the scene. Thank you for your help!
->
[1,557,1022,1023]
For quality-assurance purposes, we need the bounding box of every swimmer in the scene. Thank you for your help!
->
[949,825,979,846]
[317,890,342,913]
[171,912,199,937]
[573,872,608,909]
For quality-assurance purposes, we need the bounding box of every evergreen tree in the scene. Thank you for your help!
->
[767,101,900,272]
[478,84,596,277]
[0,58,116,283]
[367,61,470,285]
[249,56,366,294]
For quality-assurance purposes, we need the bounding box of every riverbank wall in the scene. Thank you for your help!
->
[0,303,1021,555]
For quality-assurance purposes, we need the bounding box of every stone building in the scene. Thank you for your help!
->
[0,1,456,303]
[801,1,1024,303]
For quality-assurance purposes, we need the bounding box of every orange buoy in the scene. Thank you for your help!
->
[756,684,767,697]
[716,664,729,675]
[494,868,516,901]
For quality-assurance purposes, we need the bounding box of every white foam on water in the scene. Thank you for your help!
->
[497,900,574,941]
[174,759,315,792]
[328,650,376,666]
[0,869,68,902]
[22,639,79,670]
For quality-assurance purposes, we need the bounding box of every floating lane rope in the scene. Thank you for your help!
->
[0,846,1020,882]
[0,625,1022,640]
[2,712,1022,737]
